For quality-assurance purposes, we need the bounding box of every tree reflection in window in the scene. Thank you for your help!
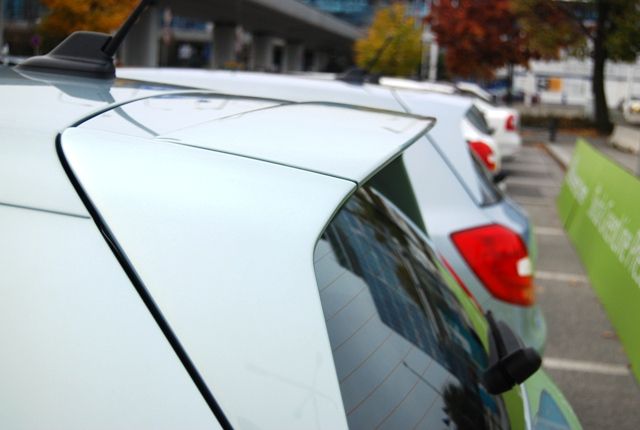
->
[315,187,509,429]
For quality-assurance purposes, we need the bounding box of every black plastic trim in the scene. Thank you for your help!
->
[55,134,233,430]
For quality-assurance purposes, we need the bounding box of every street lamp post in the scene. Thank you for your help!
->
[421,29,438,82]
[428,37,438,82]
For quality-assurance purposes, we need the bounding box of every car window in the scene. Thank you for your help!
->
[469,149,504,206]
[313,185,510,429]
[466,105,492,135]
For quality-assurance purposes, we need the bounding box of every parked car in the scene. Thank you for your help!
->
[379,76,509,168]
[1,60,580,429]
[455,80,495,103]
[390,88,544,351]
[117,68,542,353]
[622,97,640,125]
[462,101,503,172]
[472,97,523,159]
[1,8,578,423]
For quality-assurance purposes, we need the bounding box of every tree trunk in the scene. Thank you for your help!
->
[592,0,612,134]
[506,63,514,106]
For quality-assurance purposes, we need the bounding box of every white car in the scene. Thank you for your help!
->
[379,77,506,171]
[117,69,551,350]
[622,97,640,125]
[1,13,579,426]
[455,81,495,103]
[1,61,581,429]
[473,98,523,159]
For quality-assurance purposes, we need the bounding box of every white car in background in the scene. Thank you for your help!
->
[473,97,523,159]
[380,77,522,162]
[622,97,640,124]
[455,81,494,102]
[461,103,502,173]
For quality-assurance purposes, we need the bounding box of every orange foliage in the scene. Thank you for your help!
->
[39,0,138,39]
[427,0,538,79]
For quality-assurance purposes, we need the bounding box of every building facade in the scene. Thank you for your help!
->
[1,0,360,72]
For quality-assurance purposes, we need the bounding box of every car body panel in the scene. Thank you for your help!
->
[62,128,355,429]
[461,115,503,172]
[0,67,177,215]
[389,89,487,204]
[61,97,435,428]
[80,95,282,138]
[79,97,434,184]
[379,76,457,95]
[474,98,523,158]
[523,371,582,430]
[117,68,403,111]
[0,205,220,430]
[380,77,516,164]
[456,81,494,103]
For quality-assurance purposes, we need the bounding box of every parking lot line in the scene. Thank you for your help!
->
[536,271,589,283]
[512,197,554,206]
[544,357,630,376]
[506,177,561,187]
[534,226,565,236]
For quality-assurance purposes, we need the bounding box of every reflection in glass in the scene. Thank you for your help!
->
[314,187,509,429]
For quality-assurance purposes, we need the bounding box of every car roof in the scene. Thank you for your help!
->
[0,66,180,216]
[118,68,404,111]
[1,66,433,215]
[115,68,489,206]
[379,77,457,95]
[73,95,434,184]
[61,130,357,429]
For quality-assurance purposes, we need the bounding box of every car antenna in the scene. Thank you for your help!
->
[16,0,152,79]
[337,35,394,85]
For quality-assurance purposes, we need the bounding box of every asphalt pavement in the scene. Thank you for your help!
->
[503,130,640,429]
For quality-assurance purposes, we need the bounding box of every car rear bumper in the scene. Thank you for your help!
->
[521,370,583,429]
[497,132,522,159]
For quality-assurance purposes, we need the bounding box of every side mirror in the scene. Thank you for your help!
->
[483,311,542,395]
[493,171,508,185]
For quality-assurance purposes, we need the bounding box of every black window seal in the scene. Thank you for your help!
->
[55,133,233,430]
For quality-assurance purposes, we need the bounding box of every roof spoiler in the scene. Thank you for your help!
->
[16,0,151,79]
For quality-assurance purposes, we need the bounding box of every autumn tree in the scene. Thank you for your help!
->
[427,0,541,81]
[354,3,422,76]
[39,0,138,46]
[514,0,640,133]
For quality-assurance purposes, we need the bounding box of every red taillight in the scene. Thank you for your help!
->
[451,224,534,306]
[505,114,517,131]
[468,140,496,171]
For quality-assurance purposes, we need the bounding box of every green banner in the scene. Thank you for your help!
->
[557,139,640,382]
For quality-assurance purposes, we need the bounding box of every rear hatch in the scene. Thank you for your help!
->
[60,93,434,428]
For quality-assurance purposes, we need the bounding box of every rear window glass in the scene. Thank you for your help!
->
[466,105,492,135]
[313,185,510,429]
[470,150,504,206]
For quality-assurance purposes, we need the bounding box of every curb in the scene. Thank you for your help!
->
[539,142,571,171]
